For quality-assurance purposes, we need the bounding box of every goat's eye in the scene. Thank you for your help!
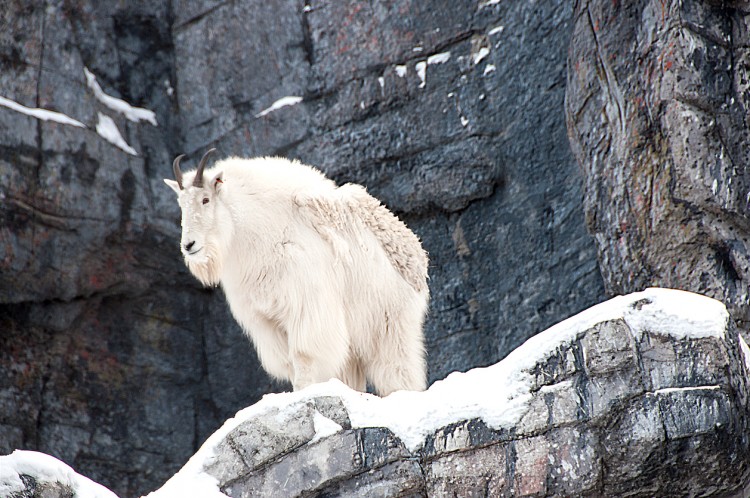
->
[202,198,209,205]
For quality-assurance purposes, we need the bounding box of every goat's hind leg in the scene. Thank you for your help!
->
[367,309,427,396]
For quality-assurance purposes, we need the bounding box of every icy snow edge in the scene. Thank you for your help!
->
[254,96,303,118]
[144,288,729,498]
[84,67,158,125]
[0,95,86,128]
[0,450,118,498]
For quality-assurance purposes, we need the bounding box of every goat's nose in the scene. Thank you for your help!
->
[184,241,195,252]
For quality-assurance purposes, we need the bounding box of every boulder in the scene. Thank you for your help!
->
[0,450,118,498]
[142,288,749,497]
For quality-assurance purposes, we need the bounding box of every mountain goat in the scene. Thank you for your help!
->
[164,149,429,395]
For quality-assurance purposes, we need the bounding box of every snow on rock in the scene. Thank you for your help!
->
[412,53,451,90]
[479,0,502,8]
[144,288,740,498]
[489,25,504,36]
[95,112,138,156]
[84,68,158,126]
[0,95,86,128]
[415,61,427,88]
[5,288,745,497]
[254,96,303,118]
[427,52,451,65]
[472,46,490,65]
[0,450,118,498]
[311,411,344,443]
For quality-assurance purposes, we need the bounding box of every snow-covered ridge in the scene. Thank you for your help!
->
[144,287,731,498]
[0,450,117,498]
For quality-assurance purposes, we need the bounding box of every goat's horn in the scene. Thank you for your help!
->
[172,154,186,190]
[192,148,216,188]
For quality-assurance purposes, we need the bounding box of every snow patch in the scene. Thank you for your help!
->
[395,65,408,78]
[96,112,138,156]
[621,288,728,340]
[84,68,157,126]
[483,64,496,75]
[489,25,504,36]
[0,95,85,128]
[415,61,427,88]
[472,47,490,65]
[255,96,303,118]
[654,385,721,395]
[427,52,451,65]
[164,79,174,97]
[311,411,343,443]
[0,450,118,498]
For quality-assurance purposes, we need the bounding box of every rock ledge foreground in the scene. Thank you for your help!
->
[2,288,749,497]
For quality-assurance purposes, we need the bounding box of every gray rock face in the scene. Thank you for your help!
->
[566,0,750,329]
[1,1,604,496]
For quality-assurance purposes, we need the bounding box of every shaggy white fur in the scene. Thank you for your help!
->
[165,155,429,395]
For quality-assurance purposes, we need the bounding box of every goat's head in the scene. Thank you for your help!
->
[164,148,226,270]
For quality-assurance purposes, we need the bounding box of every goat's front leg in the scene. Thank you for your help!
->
[286,288,350,391]
[290,352,317,391]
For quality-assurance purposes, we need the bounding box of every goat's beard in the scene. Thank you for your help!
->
[185,244,223,287]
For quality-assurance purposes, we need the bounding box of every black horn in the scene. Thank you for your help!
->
[172,154,186,190]
[192,148,216,188]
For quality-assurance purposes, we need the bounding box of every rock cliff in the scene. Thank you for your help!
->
[3,289,749,497]
[1,2,604,495]
[566,0,750,330]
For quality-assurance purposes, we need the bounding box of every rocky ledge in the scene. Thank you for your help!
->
[3,288,749,497]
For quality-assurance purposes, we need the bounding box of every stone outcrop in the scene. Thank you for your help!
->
[0,450,118,498]
[4,289,749,497]
[566,0,750,330]
[148,289,750,497]
[1,2,604,495]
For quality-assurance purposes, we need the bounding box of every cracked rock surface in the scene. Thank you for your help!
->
[1,2,603,496]
[566,0,750,330]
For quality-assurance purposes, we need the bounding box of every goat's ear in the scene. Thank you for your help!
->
[164,179,181,194]
[211,171,224,194]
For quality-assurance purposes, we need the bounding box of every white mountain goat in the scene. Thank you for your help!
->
[164,149,429,395]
